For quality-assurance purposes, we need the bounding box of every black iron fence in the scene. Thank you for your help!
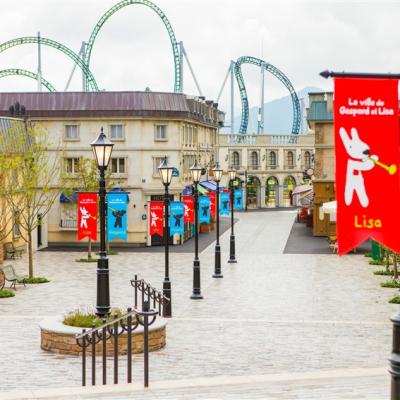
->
[131,275,170,316]
[75,303,158,387]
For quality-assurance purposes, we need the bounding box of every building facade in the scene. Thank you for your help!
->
[0,91,222,248]
[306,92,335,237]
[218,132,315,208]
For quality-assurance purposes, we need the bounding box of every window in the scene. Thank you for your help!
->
[12,210,21,239]
[65,157,79,174]
[111,158,126,174]
[110,124,124,140]
[155,125,167,140]
[304,151,311,168]
[231,151,240,169]
[153,157,166,176]
[287,151,294,168]
[64,125,79,140]
[268,151,277,168]
[250,151,258,168]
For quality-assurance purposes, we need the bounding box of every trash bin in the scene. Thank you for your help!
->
[371,240,381,260]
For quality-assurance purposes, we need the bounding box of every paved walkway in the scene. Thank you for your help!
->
[0,210,395,399]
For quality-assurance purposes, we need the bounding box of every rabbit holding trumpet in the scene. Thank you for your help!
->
[339,127,398,208]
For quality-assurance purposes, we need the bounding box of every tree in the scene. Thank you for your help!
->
[0,121,63,278]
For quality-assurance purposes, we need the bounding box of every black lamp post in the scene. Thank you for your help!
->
[227,165,237,263]
[190,161,203,299]
[91,127,114,317]
[213,163,223,278]
[158,157,174,317]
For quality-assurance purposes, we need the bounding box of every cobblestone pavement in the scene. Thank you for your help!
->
[0,210,395,399]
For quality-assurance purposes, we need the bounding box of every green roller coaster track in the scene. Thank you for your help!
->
[0,68,56,92]
[0,37,99,91]
[84,0,181,92]
[234,56,301,134]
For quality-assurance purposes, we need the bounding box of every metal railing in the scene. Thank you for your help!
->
[60,219,77,229]
[131,275,170,316]
[76,304,158,387]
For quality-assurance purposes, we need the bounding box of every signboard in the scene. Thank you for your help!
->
[169,201,185,236]
[172,167,179,177]
[219,192,230,216]
[334,77,400,254]
[107,193,127,241]
[77,193,97,241]
[207,192,216,219]
[182,195,194,223]
[198,196,210,224]
[149,201,164,236]
[234,189,243,210]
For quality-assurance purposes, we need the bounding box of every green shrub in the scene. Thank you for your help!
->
[0,289,15,298]
[380,280,400,288]
[63,308,128,328]
[21,277,49,284]
[373,270,393,276]
[389,295,400,304]
[364,252,372,258]
[75,258,97,263]
[369,260,388,266]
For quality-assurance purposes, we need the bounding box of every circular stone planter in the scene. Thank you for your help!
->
[40,316,167,356]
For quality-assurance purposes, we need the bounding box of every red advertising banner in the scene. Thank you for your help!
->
[77,193,98,241]
[149,201,164,236]
[182,196,194,223]
[334,77,400,254]
[207,192,216,219]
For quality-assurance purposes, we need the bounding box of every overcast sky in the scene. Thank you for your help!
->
[0,0,399,115]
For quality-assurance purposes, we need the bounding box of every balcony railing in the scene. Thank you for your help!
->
[266,164,278,170]
[248,164,261,170]
[283,164,295,170]
[60,219,77,229]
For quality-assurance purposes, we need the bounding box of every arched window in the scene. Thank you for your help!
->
[232,151,240,169]
[287,151,294,168]
[250,151,258,169]
[304,151,311,168]
[268,151,277,168]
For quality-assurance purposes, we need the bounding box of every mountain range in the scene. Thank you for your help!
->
[221,86,324,134]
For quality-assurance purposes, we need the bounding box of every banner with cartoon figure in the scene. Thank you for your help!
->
[334,77,400,254]
[182,195,194,223]
[234,189,243,210]
[77,193,97,240]
[107,193,127,241]
[219,192,230,216]
[199,196,210,224]
[169,201,184,235]
[207,192,216,219]
[149,201,163,236]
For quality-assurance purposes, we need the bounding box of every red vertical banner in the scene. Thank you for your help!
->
[149,201,164,236]
[207,192,216,219]
[182,196,194,223]
[77,193,98,240]
[334,77,400,254]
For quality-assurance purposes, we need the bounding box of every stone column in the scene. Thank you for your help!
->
[260,185,266,208]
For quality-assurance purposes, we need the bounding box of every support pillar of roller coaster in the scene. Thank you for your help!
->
[179,41,184,93]
[81,42,86,91]
[37,32,42,92]
[230,61,235,134]
[257,64,265,134]
[180,42,203,97]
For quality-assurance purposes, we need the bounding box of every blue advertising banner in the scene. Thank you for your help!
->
[169,201,184,236]
[199,196,210,224]
[219,192,230,216]
[107,193,127,241]
[234,189,243,210]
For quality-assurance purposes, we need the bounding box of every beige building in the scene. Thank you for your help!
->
[306,92,335,236]
[0,91,222,248]
[218,132,315,208]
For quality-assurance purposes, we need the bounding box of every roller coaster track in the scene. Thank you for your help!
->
[234,56,301,134]
[84,0,181,92]
[0,68,56,91]
[0,37,99,91]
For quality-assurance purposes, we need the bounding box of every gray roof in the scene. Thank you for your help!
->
[0,117,29,153]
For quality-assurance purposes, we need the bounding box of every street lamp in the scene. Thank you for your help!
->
[213,163,223,278]
[190,161,203,299]
[158,157,174,317]
[91,127,114,317]
[227,165,237,263]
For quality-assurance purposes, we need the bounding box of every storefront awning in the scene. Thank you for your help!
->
[60,192,77,203]
[199,180,226,192]
[292,184,313,195]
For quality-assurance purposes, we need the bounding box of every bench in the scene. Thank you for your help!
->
[0,265,28,290]
[4,242,24,259]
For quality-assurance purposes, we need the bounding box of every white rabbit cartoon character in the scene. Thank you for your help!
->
[339,127,378,208]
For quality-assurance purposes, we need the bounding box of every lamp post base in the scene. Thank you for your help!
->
[163,279,172,318]
[190,259,203,299]
[213,244,223,278]
[96,257,110,318]
[228,235,237,263]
